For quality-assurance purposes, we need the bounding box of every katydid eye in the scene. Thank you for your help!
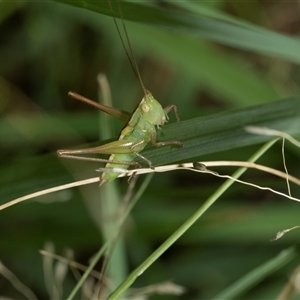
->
[141,103,150,113]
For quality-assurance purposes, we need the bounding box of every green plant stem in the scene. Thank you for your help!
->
[107,139,278,299]
[212,246,298,300]
[66,173,153,300]
[96,75,127,291]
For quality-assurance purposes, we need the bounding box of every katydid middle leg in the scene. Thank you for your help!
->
[150,131,183,148]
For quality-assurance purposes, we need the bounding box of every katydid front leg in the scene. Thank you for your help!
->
[164,104,181,123]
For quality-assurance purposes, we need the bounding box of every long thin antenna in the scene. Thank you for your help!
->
[107,0,148,97]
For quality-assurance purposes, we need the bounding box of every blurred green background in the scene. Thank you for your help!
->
[1,1,300,299]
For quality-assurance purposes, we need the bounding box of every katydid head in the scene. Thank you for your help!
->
[139,93,166,126]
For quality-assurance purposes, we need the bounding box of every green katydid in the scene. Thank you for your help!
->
[57,2,183,186]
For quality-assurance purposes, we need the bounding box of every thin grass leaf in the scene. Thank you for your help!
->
[212,247,299,300]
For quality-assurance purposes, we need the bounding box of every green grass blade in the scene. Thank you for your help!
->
[145,96,300,167]
[107,140,277,299]
[52,0,300,63]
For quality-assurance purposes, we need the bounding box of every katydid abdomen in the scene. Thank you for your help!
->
[100,92,163,185]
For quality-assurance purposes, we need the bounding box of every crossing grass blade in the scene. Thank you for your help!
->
[53,0,300,63]
[1,96,299,201]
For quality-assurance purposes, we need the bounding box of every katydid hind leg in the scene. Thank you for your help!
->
[58,139,143,157]
[57,138,152,168]
[68,91,131,123]
[57,152,140,167]
[57,139,146,167]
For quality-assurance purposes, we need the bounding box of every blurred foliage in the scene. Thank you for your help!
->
[1,0,300,299]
